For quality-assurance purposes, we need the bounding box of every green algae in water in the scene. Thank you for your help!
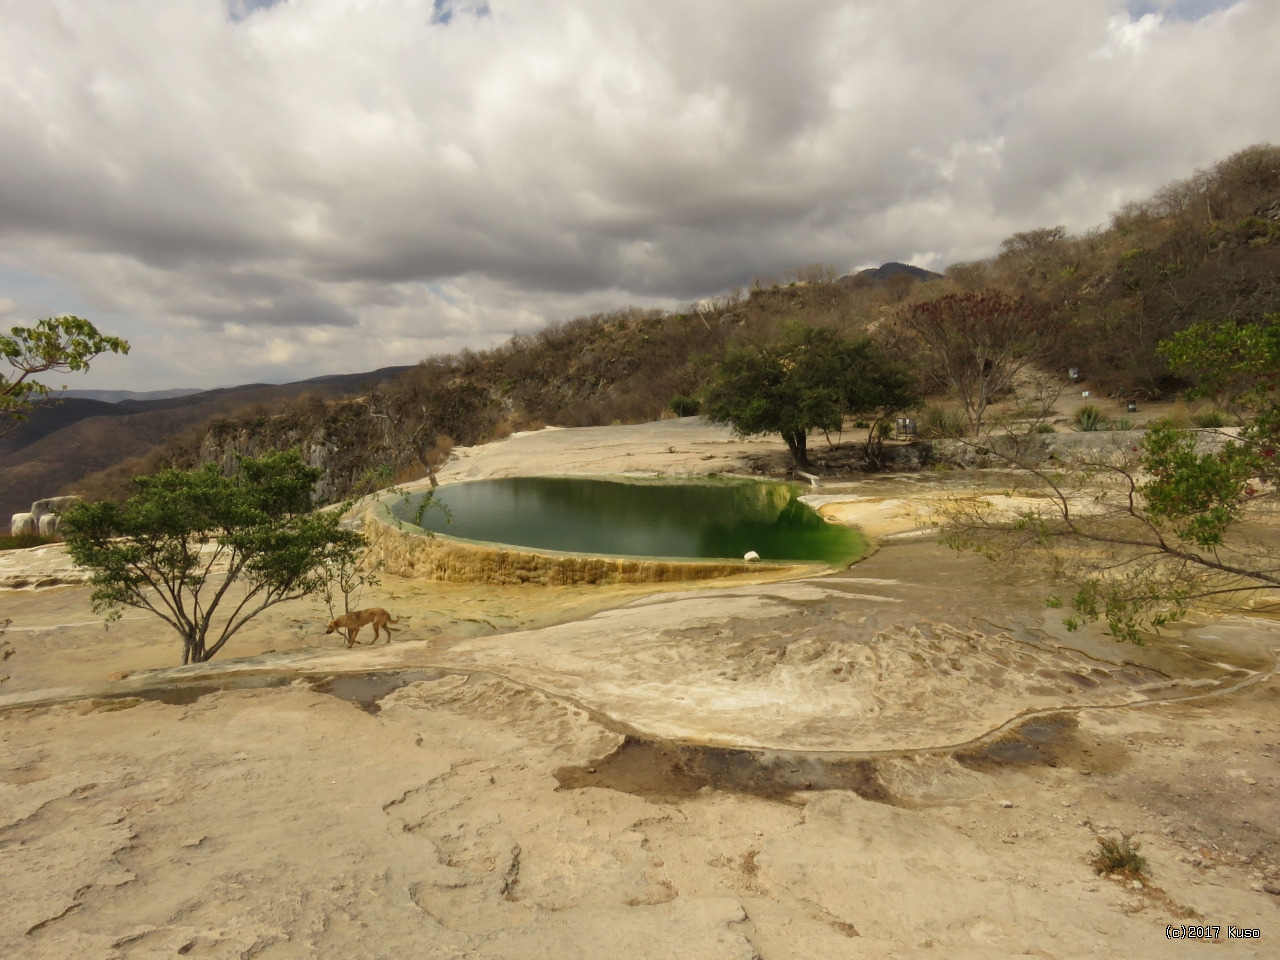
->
[388,477,867,566]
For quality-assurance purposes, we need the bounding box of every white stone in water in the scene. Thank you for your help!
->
[10,512,36,537]
[744,550,760,562]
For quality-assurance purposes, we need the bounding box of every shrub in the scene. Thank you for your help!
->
[668,394,701,417]
[1110,417,1136,431]
[0,533,58,551]
[1033,422,1056,434]
[1073,404,1105,431]
[1162,404,1194,429]
[916,404,968,439]
[1091,834,1149,877]
[1190,407,1230,428]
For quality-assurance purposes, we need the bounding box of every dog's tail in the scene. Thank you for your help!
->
[387,615,402,624]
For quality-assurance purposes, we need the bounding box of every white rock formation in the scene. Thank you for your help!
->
[9,512,36,536]
[31,495,82,521]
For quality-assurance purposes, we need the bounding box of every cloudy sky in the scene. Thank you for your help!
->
[1,0,1277,390]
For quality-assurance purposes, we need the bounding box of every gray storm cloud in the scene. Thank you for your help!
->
[0,0,1276,387]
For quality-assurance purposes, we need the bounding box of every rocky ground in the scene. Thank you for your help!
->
[2,419,1277,958]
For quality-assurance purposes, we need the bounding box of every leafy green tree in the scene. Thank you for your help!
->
[841,341,920,467]
[63,451,365,665]
[943,315,1279,642]
[1,316,130,437]
[702,327,839,467]
[702,325,916,467]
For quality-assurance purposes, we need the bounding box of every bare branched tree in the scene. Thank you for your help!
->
[896,291,1055,436]
[362,369,491,488]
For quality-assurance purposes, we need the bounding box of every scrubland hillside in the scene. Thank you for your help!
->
[48,143,1280,509]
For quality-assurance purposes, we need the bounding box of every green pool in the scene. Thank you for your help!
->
[387,477,867,567]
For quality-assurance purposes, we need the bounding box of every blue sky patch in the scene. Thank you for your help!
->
[1125,0,1241,22]
[431,0,492,27]
[226,0,286,24]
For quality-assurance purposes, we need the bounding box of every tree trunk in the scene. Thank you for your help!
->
[782,430,809,467]
[863,429,885,470]
[415,447,440,488]
[183,630,208,664]
[183,640,205,664]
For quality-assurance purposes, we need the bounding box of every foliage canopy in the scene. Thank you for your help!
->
[701,325,916,467]
[64,451,365,664]
[1,316,129,437]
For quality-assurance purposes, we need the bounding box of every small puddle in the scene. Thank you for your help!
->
[955,714,1128,774]
[124,669,448,713]
[310,670,446,713]
[135,676,291,705]
[554,736,896,805]
[558,712,1136,806]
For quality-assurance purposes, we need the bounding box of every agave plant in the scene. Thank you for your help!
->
[1073,404,1105,432]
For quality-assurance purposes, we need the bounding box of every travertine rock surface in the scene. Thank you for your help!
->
[2,420,1277,958]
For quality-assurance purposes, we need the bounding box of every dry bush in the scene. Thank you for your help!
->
[939,144,1280,399]
[916,404,969,439]
[1091,834,1149,877]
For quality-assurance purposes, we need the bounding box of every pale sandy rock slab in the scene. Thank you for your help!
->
[0,542,89,589]
[479,899,757,960]
[432,593,1179,751]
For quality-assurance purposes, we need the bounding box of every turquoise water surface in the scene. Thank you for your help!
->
[387,477,867,566]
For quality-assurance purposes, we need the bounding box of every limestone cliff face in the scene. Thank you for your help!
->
[185,401,387,506]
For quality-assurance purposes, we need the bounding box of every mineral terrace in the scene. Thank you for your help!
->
[2,420,1277,959]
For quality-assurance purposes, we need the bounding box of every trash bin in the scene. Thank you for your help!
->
[895,417,917,440]
[1127,401,1138,413]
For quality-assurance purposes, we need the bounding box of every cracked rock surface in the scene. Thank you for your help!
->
[2,421,1278,957]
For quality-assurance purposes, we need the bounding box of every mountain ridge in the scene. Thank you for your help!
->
[1,365,413,523]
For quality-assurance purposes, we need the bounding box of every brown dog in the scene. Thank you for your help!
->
[325,608,401,647]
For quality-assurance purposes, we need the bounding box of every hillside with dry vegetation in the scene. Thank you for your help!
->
[963,143,1280,395]
[27,143,1280,514]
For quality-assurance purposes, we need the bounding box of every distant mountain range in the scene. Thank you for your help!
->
[1,366,412,525]
[63,387,207,403]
